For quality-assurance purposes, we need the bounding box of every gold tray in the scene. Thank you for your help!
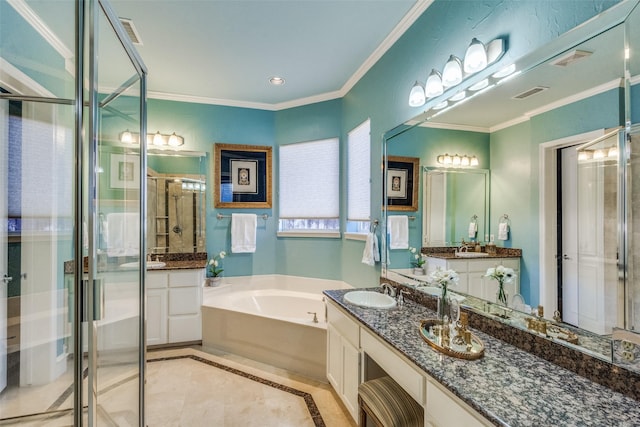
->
[419,319,485,360]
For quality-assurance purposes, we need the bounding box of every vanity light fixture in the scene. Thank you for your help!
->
[409,81,427,107]
[463,38,488,73]
[408,37,506,108]
[469,78,489,91]
[425,69,444,98]
[437,153,479,167]
[593,149,606,160]
[608,146,618,158]
[492,63,516,79]
[119,130,185,148]
[449,90,466,102]
[442,55,463,87]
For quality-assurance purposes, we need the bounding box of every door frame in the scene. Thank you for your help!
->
[539,129,606,319]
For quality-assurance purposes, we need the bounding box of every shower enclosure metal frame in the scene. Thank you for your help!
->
[0,0,148,425]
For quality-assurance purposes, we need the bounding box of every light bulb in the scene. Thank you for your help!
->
[450,91,466,102]
[443,153,452,165]
[442,55,463,87]
[153,131,164,146]
[425,69,444,98]
[120,130,133,143]
[408,81,426,107]
[461,155,470,166]
[492,64,516,79]
[452,154,461,166]
[469,79,489,91]
[608,146,618,158]
[168,132,182,147]
[593,149,605,159]
[464,38,487,73]
[437,155,445,164]
[470,156,479,166]
[432,100,448,110]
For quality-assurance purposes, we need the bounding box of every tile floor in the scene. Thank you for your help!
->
[0,346,356,427]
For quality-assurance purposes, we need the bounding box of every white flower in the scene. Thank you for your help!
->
[219,251,226,258]
[410,247,417,254]
[209,259,215,265]
[213,260,218,267]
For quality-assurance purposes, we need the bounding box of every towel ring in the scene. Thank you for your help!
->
[499,214,510,225]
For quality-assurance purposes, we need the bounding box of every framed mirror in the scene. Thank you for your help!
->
[383,1,640,364]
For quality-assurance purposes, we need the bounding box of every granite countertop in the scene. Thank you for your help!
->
[425,252,521,260]
[324,288,640,427]
[152,260,207,270]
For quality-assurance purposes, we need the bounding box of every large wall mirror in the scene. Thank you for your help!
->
[383,0,640,365]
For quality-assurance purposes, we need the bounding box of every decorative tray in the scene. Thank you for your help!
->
[419,319,485,360]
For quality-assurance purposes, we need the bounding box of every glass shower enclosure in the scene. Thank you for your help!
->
[0,0,147,425]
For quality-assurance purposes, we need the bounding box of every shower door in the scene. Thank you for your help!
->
[0,0,147,425]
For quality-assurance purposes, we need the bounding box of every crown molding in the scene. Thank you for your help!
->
[0,56,55,97]
[419,121,490,133]
[339,0,435,96]
[8,0,74,75]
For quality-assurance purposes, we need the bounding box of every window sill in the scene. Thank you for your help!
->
[344,232,367,241]
[276,231,341,239]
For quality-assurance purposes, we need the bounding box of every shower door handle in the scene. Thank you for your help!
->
[2,274,12,284]
[563,254,571,260]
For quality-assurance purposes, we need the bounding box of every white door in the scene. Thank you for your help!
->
[425,171,447,245]
[561,147,579,326]
[0,99,8,393]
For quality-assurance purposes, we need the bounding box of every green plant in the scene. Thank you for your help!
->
[409,246,425,268]
[207,251,226,277]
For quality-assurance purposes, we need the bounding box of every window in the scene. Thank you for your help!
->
[278,138,340,236]
[346,119,371,237]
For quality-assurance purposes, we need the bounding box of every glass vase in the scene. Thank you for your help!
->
[438,286,450,324]
[496,281,508,306]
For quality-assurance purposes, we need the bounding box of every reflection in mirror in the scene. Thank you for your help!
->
[147,151,207,254]
[423,167,489,246]
[383,4,637,364]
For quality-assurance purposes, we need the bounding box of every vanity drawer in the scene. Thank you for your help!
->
[168,269,204,288]
[361,329,425,405]
[327,301,360,348]
[147,271,168,289]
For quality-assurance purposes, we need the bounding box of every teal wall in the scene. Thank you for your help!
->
[4,0,622,294]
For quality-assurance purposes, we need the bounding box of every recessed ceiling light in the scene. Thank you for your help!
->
[269,76,285,86]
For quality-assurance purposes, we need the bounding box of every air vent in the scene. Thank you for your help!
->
[512,86,548,100]
[551,49,592,67]
[119,18,143,45]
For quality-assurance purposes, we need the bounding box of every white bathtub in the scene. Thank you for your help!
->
[202,274,351,381]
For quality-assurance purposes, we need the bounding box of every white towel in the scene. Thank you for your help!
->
[106,213,140,257]
[361,232,380,266]
[387,215,409,249]
[498,222,509,241]
[468,222,477,238]
[231,213,257,253]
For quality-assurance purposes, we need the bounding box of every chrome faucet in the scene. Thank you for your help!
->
[458,239,469,252]
[397,289,410,307]
[381,283,396,297]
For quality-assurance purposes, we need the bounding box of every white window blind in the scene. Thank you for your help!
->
[347,119,371,221]
[279,138,339,219]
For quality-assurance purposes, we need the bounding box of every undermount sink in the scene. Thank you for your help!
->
[120,261,166,269]
[343,291,397,309]
[455,252,490,258]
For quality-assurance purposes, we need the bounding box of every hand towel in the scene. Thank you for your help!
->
[468,222,477,238]
[361,232,380,266]
[106,212,140,257]
[231,213,257,253]
[387,215,409,249]
[498,222,509,241]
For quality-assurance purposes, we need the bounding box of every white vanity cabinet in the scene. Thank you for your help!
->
[326,298,493,427]
[147,268,204,346]
[326,301,361,422]
[426,256,520,301]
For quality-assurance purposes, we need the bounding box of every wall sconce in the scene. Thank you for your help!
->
[577,146,618,162]
[436,153,479,167]
[119,130,185,148]
[408,37,506,108]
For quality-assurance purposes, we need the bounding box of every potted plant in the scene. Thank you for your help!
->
[206,250,226,286]
[409,247,426,275]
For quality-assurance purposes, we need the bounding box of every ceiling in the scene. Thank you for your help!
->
[105,0,423,110]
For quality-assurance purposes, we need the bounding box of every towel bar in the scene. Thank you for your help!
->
[216,213,269,220]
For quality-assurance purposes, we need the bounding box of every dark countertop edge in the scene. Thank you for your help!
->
[425,253,521,260]
[64,260,207,274]
[323,288,640,427]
